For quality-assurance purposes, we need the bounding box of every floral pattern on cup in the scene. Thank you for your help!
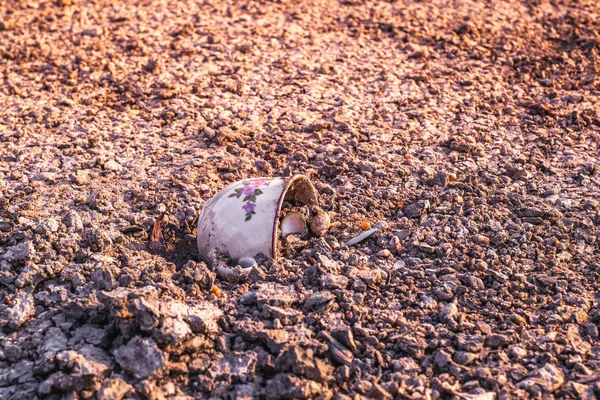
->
[228,179,272,221]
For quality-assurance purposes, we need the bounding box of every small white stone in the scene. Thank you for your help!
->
[2,242,36,263]
[377,249,392,258]
[238,256,258,269]
[103,160,122,172]
[280,212,307,239]
[36,218,60,234]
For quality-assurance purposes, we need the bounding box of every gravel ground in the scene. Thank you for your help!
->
[1,0,600,398]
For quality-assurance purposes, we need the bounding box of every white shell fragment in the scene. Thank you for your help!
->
[345,220,388,247]
[211,251,257,281]
[280,211,307,239]
[215,262,255,281]
[345,227,378,247]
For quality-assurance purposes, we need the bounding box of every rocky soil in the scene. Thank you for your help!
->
[1,0,600,398]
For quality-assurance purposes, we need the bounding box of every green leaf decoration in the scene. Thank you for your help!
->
[245,214,252,221]
[254,189,263,195]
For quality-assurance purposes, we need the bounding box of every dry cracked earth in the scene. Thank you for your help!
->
[1,0,600,399]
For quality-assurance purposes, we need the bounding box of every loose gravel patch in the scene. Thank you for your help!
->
[1,0,600,398]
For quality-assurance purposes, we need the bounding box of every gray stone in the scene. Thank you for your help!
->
[38,327,69,360]
[456,334,484,353]
[404,200,430,219]
[486,334,509,348]
[257,329,294,354]
[392,357,420,374]
[453,351,478,365]
[518,363,565,394]
[91,267,115,290]
[434,349,452,368]
[7,291,35,329]
[2,242,35,263]
[276,346,333,382]
[209,351,257,380]
[63,211,84,232]
[55,346,112,377]
[431,170,448,188]
[34,218,60,234]
[321,273,349,289]
[70,325,109,347]
[0,221,13,232]
[438,302,458,323]
[114,337,165,379]
[186,302,223,335]
[103,160,123,172]
[15,263,47,288]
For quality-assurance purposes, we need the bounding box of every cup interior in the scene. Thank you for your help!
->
[271,175,319,259]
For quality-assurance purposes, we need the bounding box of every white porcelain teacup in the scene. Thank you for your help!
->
[197,175,319,266]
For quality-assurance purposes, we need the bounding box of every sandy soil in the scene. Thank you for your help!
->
[1,0,600,398]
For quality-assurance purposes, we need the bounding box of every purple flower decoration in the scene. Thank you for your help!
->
[242,202,256,214]
[228,178,272,221]
[241,185,256,197]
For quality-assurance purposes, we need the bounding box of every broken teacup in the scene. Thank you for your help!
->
[197,175,328,268]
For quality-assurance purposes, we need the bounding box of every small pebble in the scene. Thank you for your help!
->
[376,249,392,258]
[103,160,123,172]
